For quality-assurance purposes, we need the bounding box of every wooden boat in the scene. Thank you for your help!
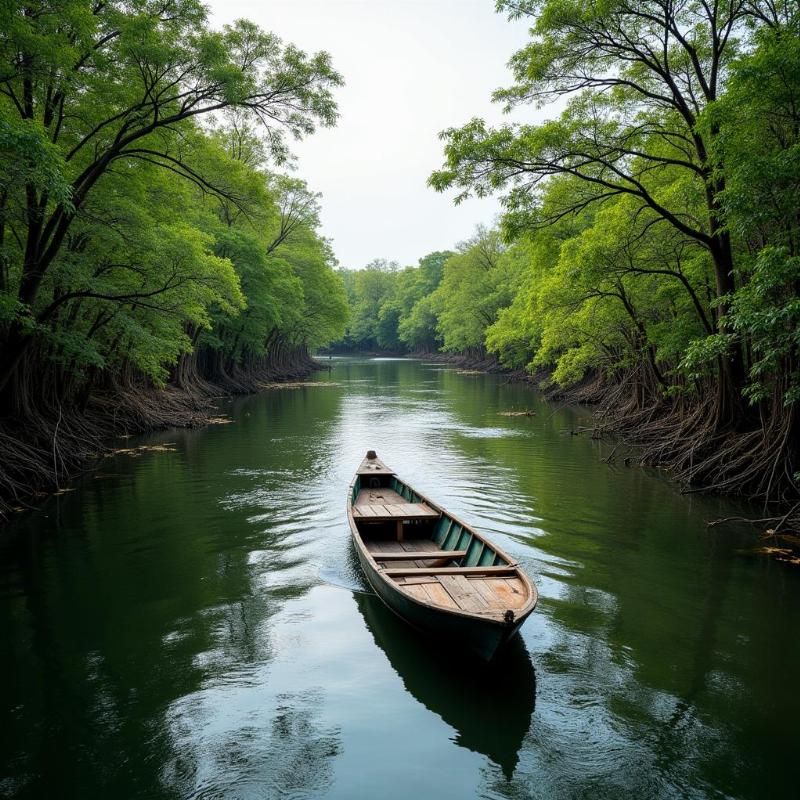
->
[348,451,538,660]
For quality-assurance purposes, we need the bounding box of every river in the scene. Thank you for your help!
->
[1,357,798,799]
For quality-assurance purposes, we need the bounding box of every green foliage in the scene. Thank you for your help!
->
[394,252,453,351]
[702,18,800,407]
[343,262,398,350]
[0,115,71,204]
[729,248,800,405]
[431,229,519,353]
[334,253,454,353]
[328,1,800,441]
[0,1,347,389]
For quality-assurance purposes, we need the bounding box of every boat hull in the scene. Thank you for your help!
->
[355,544,524,661]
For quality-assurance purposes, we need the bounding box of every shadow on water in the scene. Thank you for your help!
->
[353,590,536,780]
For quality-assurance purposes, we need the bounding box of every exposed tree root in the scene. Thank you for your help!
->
[555,378,800,535]
[421,353,800,536]
[0,349,324,524]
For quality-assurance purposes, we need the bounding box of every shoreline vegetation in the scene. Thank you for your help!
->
[0,3,348,522]
[0,348,324,521]
[2,3,799,539]
[326,2,800,538]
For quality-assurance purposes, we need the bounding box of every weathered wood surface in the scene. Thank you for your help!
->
[369,539,457,568]
[438,574,488,613]
[355,454,395,476]
[365,539,523,613]
[382,565,516,577]
[352,502,438,520]
[471,578,506,609]
[393,573,527,614]
[486,577,527,609]
[371,549,467,561]
[403,580,459,610]
[368,540,440,553]
[354,487,406,506]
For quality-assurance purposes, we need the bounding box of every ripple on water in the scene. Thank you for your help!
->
[1,356,797,800]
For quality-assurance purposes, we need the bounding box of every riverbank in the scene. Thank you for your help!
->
[0,352,325,524]
[416,351,800,539]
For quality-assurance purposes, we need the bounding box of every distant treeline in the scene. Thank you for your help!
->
[334,0,800,515]
[0,1,347,513]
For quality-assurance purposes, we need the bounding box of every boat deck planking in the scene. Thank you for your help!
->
[352,503,438,520]
[366,539,528,616]
[353,488,438,522]
[353,489,439,541]
[368,539,448,569]
[354,487,406,506]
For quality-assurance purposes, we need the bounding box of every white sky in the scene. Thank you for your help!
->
[205,0,533,268]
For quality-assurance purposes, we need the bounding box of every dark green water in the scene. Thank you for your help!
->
[2,358,799,799]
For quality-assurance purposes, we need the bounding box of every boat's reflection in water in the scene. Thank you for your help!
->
[354,590,536,780]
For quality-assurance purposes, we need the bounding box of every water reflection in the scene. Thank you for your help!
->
[2,358,799,800]
[162,687,342,799]
[354,591,536,780]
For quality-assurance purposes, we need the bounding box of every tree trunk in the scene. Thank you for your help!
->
[0,326,34,404]
[708,222,748,431]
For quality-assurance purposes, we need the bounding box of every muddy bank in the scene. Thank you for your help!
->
[419,351,800,539]
[0,351,324,524]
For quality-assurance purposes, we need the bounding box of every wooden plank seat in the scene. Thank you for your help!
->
[395,573,530,612]
[354,487,407,506]
[352,502,438,520]
[373,549,467,561]
[382,565,518,577]
[371,541,524,612]
[367,538,449,566]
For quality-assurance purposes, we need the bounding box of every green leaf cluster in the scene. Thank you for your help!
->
[0,1,347,390]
